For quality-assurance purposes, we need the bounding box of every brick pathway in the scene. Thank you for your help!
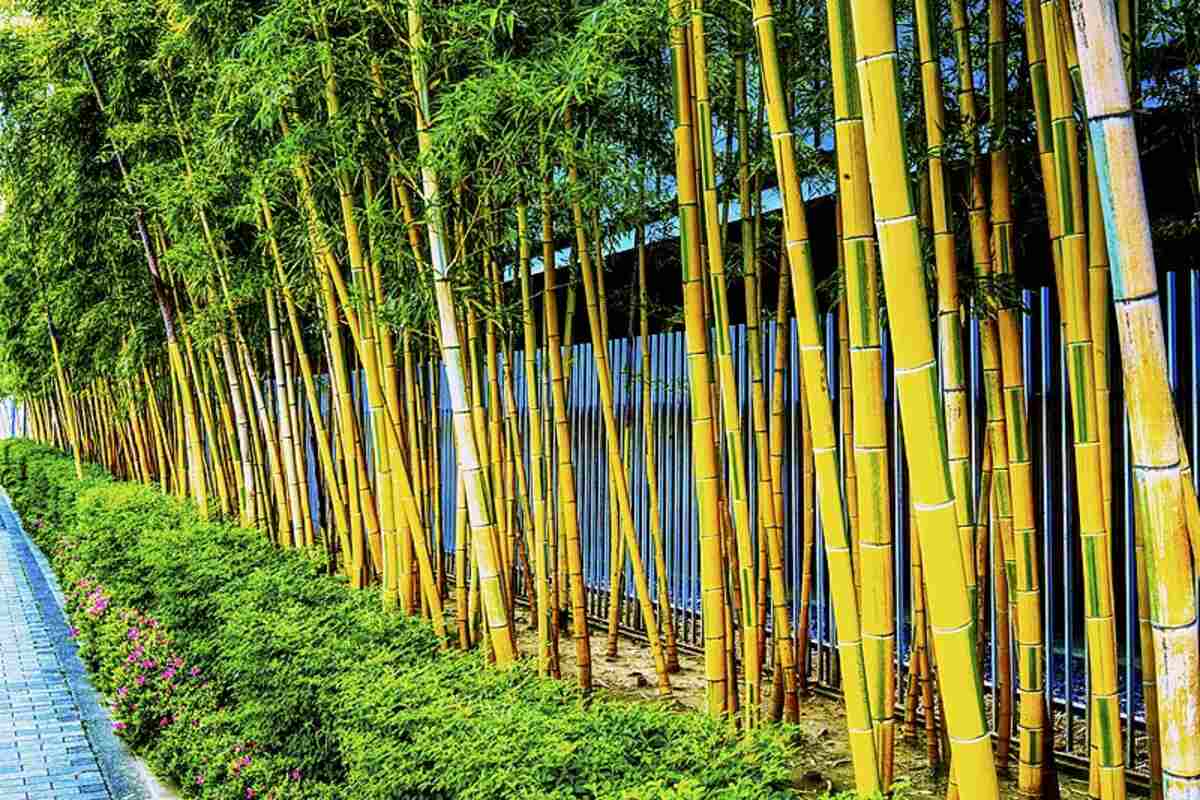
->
[0,492,112,800]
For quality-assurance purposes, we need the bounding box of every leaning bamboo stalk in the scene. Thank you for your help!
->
[752,0,880,787]
[83,60,207,519]
[1072,8,1200,800]
[406,0,511,659]
[516,199,551,675]
[767,251,797,687]
[203,347,239,507]
[564,142,672,699]
[845,1,999,796]
[266,288,305,548]
[186,336,230,518]
[670,2,728,715]
[45,316,83,480]
[540,173,593,689]
[637,220,681,674]
[837,300,859,602]
[913,0,977,639]
[736,50,793,717]
[266,251,351,562]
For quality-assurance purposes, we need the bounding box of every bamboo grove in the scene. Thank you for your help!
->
[0,0,1199,798]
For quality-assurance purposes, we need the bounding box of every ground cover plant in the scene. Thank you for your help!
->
[0,439,804,800]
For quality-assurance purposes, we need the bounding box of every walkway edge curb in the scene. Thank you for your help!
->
[0,486,177,800]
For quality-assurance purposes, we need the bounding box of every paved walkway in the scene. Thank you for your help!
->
[0,488,165,800]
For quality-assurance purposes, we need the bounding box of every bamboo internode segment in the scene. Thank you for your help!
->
[847,1,998,797]
[752,0,880,790]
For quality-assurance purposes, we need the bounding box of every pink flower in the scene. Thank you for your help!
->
[195,775,205,786]
[289,769,301,782]
[245,790,256,799]
[161,668,176,681]
[112,721,126,732]
[135,675,145,687]
[141,659,155,670]
[117,687,128,698]
[189,666,201,677]
[127,628,139,640]
[67,627,79,638]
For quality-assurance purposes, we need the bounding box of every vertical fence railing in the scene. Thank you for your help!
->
[423,273,1200,777]
[10,272,1198,778]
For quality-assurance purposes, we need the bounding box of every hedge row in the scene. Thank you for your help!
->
[0,440,808,800]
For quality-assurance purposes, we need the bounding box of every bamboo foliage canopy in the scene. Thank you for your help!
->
[0,0,1199,798]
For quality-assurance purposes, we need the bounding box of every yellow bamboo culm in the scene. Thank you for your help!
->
[670,0,728,715]
[987,0,1052,792]
[912,0,976,646]
[825,0,895,780]
[689,0,761,725]
[564,117,673,697]
[46,320,84,480]
[1071,5,1200,798]
[752,0,880,789]
[735,28,794,720]
[1041,4,1126,796]
[516,201,552,675]
[406,0,515,663]
[844,0,998,797]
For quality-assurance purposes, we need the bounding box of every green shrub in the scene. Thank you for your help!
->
[0,440,806,799]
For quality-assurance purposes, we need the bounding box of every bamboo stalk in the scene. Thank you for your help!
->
[752,0,880,786]
[516,200,551,675]
[690,0,761,724]
[407,0,515,662]
[826,0,896,773]
[669,1,727,714]
[1071,7,1200,796]
[637,219,681,674]
[1042,5,1125,795]
[541,170,593,690]
[845,1,998,796]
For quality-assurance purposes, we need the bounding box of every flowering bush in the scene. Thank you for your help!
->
[61,570,312,800]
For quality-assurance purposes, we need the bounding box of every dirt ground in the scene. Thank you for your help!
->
[512,612,1103,798]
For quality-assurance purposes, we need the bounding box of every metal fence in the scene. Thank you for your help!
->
[12,271,1200,777]
[0,399,26,440]
[429,273,1200,777]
